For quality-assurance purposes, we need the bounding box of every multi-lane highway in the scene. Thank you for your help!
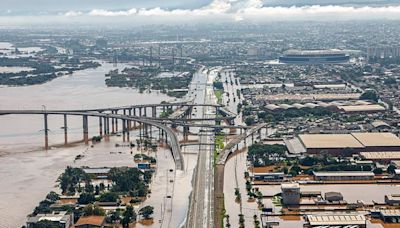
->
[186,68,218,228]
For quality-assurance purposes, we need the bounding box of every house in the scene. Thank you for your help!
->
[75,216,106,228]
[27,211,73,228]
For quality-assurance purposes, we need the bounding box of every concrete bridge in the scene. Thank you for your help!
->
[0,109,184,171]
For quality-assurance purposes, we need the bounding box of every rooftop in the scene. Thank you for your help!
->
[299,134,364,149]
[306,214,366,226]
[338,104,385,112]
[281,183,300,189]
[75,215,105,226]
[313,171,375,177]
[360,151,400,160]
[351,132,400,147]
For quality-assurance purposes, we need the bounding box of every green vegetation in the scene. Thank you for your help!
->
[214,133,225,165]
[83,204,106,216]
[360,90,379,102]
[0,57,100,86]
[247,144,286,167]
[58,166,92,195]
[109,167,150,197]
[259,107,332,122]
[105,67,194,98]
[121,205,136,227]
[138,205,154,219]
[215,89,223,104]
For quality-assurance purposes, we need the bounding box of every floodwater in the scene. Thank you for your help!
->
[0,61,188,226]
[0,62,172,153]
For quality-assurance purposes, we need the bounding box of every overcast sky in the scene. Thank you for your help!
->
[1,0,400,25]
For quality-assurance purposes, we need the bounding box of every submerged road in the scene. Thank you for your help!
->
[0,110,184,170]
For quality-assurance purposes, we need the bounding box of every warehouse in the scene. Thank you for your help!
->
[298,134,364,155]
[297,132,400,155]
[313,171,375,181]
[305,214,366,227]
[351,132,400,152]
[253,172,285,182]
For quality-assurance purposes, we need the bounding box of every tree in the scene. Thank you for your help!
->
[299,156,317,166]
[78,192,95,204]
[360,90,379,102]
[45,191,59,203]
[245,116,255,126]
[32,220,59,228]
[373,168,383,175]
[99,192,119,202]
[83,204,105,216]
[121,205,136,227]
[387,164,397,174]
[138,205,154,219]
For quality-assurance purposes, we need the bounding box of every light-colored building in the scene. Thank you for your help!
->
[281,183,300,205]
[27,211,73,228]
[297,132,400,155]
[305,214,366,227]
[313,171,374,181]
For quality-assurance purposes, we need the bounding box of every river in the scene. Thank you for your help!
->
[0,62,177,226]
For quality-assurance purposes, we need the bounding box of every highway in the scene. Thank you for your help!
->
[186,68,216,227]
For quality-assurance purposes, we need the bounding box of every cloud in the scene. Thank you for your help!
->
[61,0,400,21]
[65,11,82,17]
[0,0,390,25]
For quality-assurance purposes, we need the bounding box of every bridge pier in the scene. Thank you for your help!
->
[127,121,130,142]
[139,108,142,117]
[44,113,49,150]
[63,114,68,145]
[99,117,103,137]
[83,115,89,145]
[111,111,115,134]
[144,107,147,117]
[115,114,118,132]
[122,119,126,142]
[152,106,157,118]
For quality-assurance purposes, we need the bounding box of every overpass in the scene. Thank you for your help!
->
[214,123,267,228]
[0,110,184,171]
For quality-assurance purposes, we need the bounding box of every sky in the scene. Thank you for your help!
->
[1,0,400,25]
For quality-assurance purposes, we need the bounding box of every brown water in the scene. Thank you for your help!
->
[0,62,178,226]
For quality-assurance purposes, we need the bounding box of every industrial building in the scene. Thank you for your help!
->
[371,210,400,223]
[253,172,285,182]
[325,192,344,202]
[281,183,300,205]
[305,214,366,227]
[313,171,375,181]
[296,132,400,155]
[279,49,350,64]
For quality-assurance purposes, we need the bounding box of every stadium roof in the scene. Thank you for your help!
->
[352,132,400,147]
[284,49,347,56]
[298,134,364,149]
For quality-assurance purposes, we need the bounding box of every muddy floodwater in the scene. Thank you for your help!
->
[0,62,193,226]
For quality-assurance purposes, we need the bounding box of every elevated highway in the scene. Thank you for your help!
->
[0,110,184,171]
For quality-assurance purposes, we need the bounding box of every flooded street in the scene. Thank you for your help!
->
[0,62,183,226]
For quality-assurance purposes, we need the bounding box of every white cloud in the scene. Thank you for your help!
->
[65,10,82,17]
[55,0,400,21]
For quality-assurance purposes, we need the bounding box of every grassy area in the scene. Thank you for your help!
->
[215,89,223,104]
[214,134,225,166]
